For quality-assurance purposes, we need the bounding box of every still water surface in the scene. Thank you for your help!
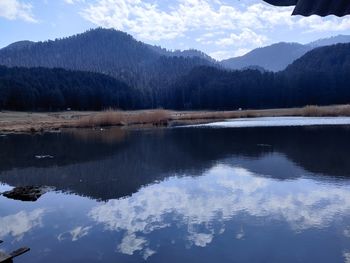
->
[1,120,350,263]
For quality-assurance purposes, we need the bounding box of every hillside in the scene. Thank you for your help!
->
[221,42,310,72]
[169,43,350,109]
[286,43,350,73]
[221,35,350,72]
[0,66,136,111]
[1,43,349,111]
[309,35,350,48]
[0,28,214,92]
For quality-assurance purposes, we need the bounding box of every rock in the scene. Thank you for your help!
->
[2,186,49,202]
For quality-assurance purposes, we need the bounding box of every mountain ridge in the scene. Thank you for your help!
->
[220,35,350,72]
[0,28,215,101]
[0,43,349,111]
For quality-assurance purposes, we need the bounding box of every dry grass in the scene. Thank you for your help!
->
[173,109,273,122]
[2,104,350,133]
[76,109,171,128]
[300,105,350,117]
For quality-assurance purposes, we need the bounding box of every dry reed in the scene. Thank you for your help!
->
[76,109,171,128]
[300,105,350,117]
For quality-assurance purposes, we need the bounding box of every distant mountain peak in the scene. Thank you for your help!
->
[308,35,350,47]
[0,28,214,94]
[2,40,35,51]
[221,35,350,72]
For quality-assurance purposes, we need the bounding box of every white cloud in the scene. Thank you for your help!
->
[209,50,235,61]
[344,251,350,263]
[58,226,92,242]
[344,228,350,238]
[89,165,350,258]
[234,48,251,57]
[81,1,283,42]
[64,0,85,4]
[297,16,350,32]
[0,209,45,240]
[79,0,350,60]
[215,28,268,47]
[0,0,37,22]
[188,232,214,247]
[210,48,250,60]
[118,233,147,256]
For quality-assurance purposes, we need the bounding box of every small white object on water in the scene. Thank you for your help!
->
[35,155,54,159]
[257,144,272,147]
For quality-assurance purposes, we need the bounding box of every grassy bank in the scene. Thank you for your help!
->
[1,105,350,133]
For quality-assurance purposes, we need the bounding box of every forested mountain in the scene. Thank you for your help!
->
[308,35,350,47]
[0,43,349,111]
[0,28,214,91]
[1,28,348,86]
[149,45,215,62]
[0,66,137,111]
[221,35,350,72]
[286,43,350,73]
[2,40,35,51]
[168,43,350,109]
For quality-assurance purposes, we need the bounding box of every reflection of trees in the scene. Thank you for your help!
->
[0,126,349,200]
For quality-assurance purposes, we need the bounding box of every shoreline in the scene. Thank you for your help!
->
[1,105,350,134]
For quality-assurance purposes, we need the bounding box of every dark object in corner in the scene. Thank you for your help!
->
[263,0,297,6]
[0,242,30,263]
[263,0,350,17]
[2,186,48,202]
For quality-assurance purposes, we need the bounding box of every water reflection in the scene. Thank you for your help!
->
[58,226,92,242]
[0,124,350,262]
[0,209,45,240]
[1,126,350,201]
[88,164,350,259]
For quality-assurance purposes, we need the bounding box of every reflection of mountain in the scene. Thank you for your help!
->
[0,126,350,200]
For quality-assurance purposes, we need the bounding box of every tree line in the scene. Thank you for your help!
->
[0,43,349,111]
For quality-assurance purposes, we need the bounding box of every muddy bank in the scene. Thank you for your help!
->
[1,105,350,134]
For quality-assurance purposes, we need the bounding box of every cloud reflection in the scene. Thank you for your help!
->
[58,226,92,242]
[0,209,45,240]
[89,165,350,259]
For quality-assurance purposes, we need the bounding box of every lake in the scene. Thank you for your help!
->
[1,118,350,263]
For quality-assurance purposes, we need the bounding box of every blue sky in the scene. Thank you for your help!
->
[1,0,350,60]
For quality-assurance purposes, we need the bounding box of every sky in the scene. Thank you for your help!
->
[1,0,350,60]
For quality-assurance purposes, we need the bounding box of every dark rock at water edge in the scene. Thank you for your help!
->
[2,186,50,202]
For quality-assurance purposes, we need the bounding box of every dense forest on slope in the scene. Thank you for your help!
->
[0,66,137,110]
[0,43,349,111]
[169,43,350,110]
[0,28,214,92]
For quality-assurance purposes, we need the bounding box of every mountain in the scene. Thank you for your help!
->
[168,43,350,110]
[221,42,310,72]
[2,40,35,51]
[149,45,215,62]
[0,43,349,111]
[221,35,350,72]
[286,43,350,73]
[0,66,136,111]
[0,28,214,97]
[309,35,350,48]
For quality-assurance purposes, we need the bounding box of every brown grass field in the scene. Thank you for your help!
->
[1,104,350,133]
